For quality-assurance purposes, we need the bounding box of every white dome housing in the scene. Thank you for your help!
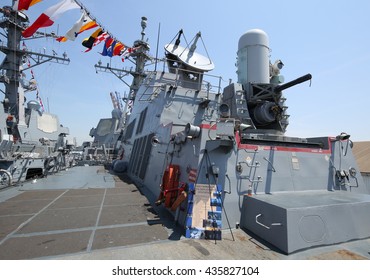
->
[237,29,270,84]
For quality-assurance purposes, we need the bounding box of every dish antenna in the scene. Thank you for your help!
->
[165,31,214,72]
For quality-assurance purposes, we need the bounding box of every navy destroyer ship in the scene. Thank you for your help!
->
[0,1,369,260]
[107,18,370,254]
[0,5,72,188]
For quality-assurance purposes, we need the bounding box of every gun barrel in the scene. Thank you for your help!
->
[274,73,312,92]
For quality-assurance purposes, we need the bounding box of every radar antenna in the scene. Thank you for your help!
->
[164,31,214,72]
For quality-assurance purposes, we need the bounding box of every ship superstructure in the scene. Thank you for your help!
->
[108,20,370,254]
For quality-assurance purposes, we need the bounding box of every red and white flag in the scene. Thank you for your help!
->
[22,0,79,38]
[13,0,42,11]
[93,32,109,47]
[84,31,109,52]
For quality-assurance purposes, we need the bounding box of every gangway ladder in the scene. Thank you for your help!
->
[237,149,263,195]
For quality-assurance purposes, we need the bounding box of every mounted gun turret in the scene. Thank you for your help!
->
[273,73,312,93]
[222,29,312,135]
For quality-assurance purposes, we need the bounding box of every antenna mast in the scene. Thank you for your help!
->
[0,5,70,139]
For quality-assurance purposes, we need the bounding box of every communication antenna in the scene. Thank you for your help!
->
[164,32,214,72]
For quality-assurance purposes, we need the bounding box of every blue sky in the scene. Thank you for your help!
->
[2,0,370,144]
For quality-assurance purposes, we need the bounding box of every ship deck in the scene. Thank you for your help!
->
[0,165,369,260]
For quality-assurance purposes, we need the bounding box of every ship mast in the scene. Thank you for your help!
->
[94,16,151,126]
[0,3,70,141]
[130,16,150,99]
[94,16,150,97]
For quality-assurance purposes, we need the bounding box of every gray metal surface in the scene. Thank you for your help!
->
[241,191,370,253]
[0,167,170,260]
[19,166,114,190]
[0,165,369,259]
